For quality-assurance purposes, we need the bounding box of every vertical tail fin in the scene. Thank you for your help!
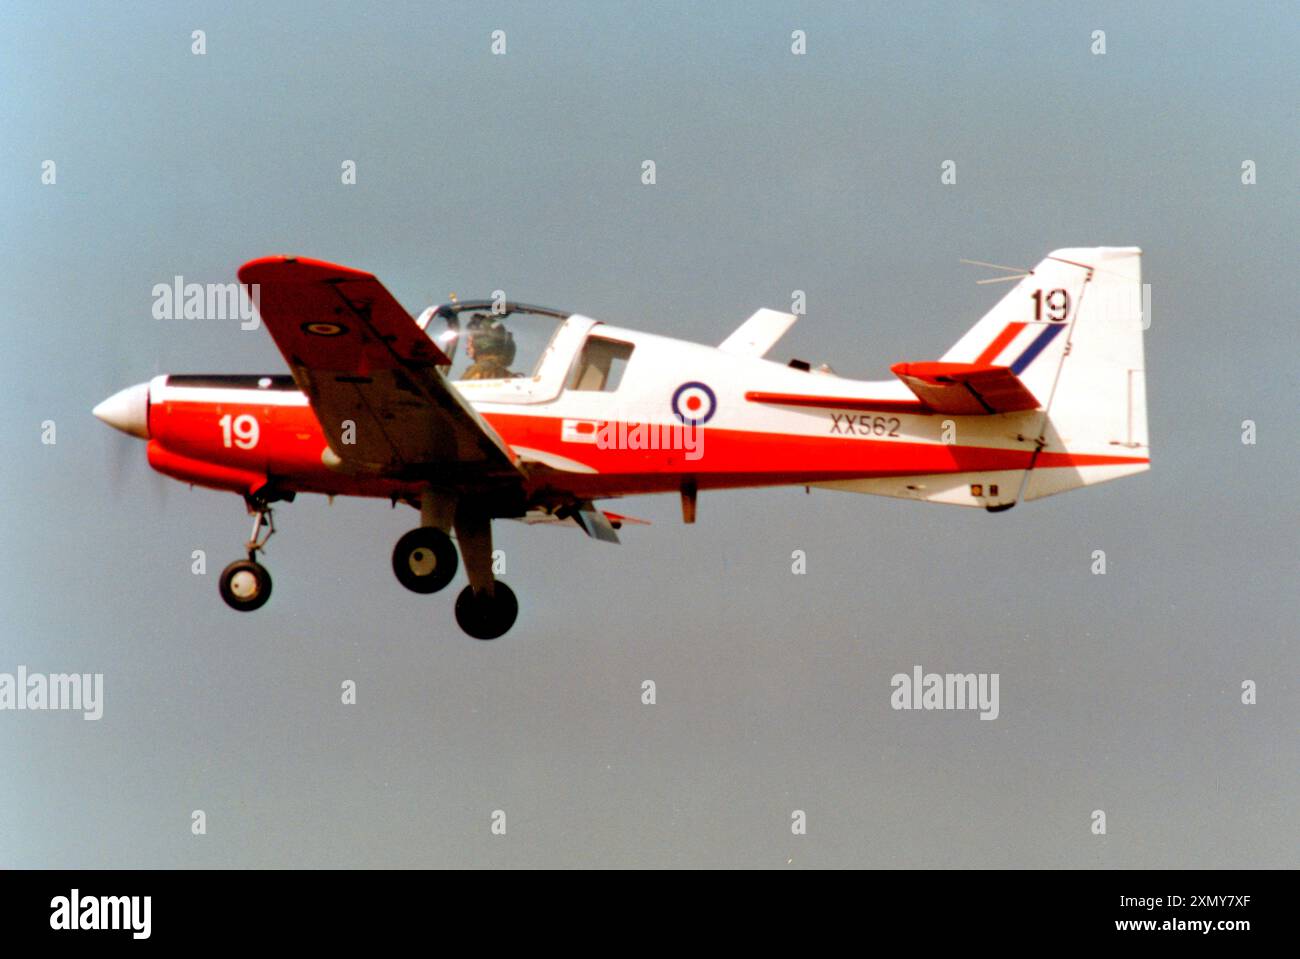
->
[941,252,1092,409]
[1020,247,1150,500]
[944,247,1150,500]
[812,248,1149,509]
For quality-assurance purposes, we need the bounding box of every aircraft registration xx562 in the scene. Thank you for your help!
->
[94,247,1150,639]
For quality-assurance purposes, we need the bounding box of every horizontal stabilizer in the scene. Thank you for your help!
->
[890,362,1041,415]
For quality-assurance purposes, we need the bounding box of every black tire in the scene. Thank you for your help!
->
[219,559,272,612]
[392,527,458,594]
[454,581,518,640]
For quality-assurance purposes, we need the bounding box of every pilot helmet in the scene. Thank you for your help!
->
[465,314,516,366]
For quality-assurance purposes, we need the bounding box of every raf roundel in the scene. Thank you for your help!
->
[301,321,348,337]
[671,381,717,425]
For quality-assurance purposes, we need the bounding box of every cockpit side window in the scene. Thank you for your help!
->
[566,337,634,392]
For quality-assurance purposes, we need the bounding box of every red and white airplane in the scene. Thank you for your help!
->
[95,247,1150,638]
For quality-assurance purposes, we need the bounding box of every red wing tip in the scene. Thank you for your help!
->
[236,255,375,284]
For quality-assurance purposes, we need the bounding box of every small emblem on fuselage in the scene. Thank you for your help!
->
[561,419,600,444]
[672,381,716,425]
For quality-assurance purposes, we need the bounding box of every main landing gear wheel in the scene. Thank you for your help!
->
[219,559,272,612]
[392,527,459,594]
[454,582,518,640]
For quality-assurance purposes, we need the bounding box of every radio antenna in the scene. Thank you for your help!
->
[961,258,1031,285]
[960,258,1029,273]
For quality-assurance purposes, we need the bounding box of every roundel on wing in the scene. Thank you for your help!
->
[671,381,717,425]
[301,321,348,337]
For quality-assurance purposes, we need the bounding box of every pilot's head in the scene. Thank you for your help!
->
[465,314,516,366]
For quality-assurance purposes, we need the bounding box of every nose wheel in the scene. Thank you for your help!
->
[219,498,276,612]
[219,559,272,612]
[392,527,458,593]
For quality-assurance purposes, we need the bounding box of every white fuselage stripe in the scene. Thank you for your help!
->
[155,385,310,407]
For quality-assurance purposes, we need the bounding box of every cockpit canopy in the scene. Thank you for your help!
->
[417,301,571,381]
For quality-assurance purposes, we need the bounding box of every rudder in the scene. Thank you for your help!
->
[1021,247,1150,499]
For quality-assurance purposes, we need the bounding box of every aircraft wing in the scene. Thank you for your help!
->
[890,362,1041,415]
[238,256,520,477]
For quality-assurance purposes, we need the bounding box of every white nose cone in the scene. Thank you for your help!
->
[93,382,151,439]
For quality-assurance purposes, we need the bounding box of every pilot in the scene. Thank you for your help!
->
[461,314,517,380]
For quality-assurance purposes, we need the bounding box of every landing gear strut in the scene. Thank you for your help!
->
[392,495,518,638]
[450,503,518,640]
[212,489,521,637]
[218,497,275,612]
[391,494,518,638]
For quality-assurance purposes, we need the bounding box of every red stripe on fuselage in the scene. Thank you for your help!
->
[480,411,1147,494]
[745,391,931,414]
[147,393,1148,502]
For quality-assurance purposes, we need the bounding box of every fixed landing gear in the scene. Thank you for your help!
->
[448,503,517,640]
[219,558,272,612]
[392,518,517,638]
[392,527,458,593]
[213,489,520,638]
[389,493,519,640]
[219,497,275,612]
[454,582,518,641]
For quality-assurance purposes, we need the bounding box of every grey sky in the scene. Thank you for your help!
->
[1,1,1295,867]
